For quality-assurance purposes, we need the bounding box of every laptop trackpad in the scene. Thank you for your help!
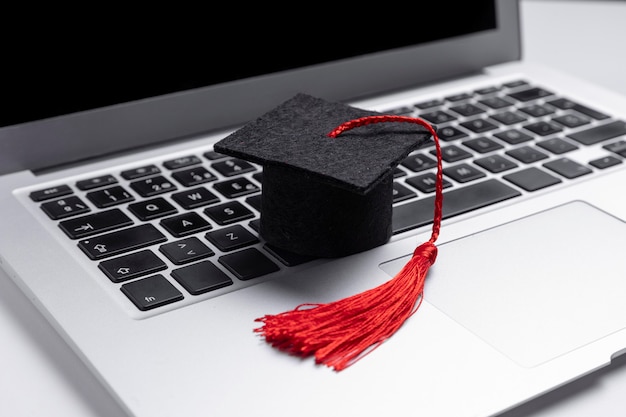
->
[380,201,626,367]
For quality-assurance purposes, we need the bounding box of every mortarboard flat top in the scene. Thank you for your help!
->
[214,93,432,195]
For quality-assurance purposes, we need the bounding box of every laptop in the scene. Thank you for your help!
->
[2,1,626,416]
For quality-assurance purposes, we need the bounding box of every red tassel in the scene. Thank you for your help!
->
[254,115,443,371]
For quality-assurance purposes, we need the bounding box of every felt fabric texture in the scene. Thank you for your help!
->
[213,93,432,258]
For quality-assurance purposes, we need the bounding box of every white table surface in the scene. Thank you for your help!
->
[2,2,626,416]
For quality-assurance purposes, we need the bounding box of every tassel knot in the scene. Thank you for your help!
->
[255,115,443,371]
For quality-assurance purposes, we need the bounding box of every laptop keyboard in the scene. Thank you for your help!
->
[25,79,626,316]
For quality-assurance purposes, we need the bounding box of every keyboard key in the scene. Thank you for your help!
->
[160,212,212,237]
[171,261,233,295]
[59,208,133,239]
[211,158,256,177]
[99,249,167,283]
[121,274,183,311]
[130,175,177,197]
[503,167,561,191]
[128,197,178,221]
[414,98,444,109]
[603,140,626,157]
[41,196,90,220]
[536,138,578,155]
[203,151,228,160]
[171,166,217,187]
[218,248,280,281]
[589,155,622,169]
[76,175,118,190]
[163,155,202,170]
[552,113,589,129]
[392,179,521,234]
[437,126,468,141]
[474,155,518,173]
[171,187,220,209]
[449,102,485,117]
[30,184,72,202]
[547,98,610,120]
[523,121,562,136]
[120,165,161,180]
[405,173,452,193]
[543,158,593,179]
[493,129,533,145]
[443,163,486,183]
[205,224,259,252]
[489,110,527,125]
[567,120,626,146]
[460,118,498,133]
[204,201,255,225]
[392,182,417,203]
[432,145,473,163]
[159,237,214,265]
[86,185,134,208]
[78,224,167,260]
[506,146,549,164]
[518,104,554,118]
[419,110,457,124]
[508,87,553,102]
[213,178,260,199]
[462,136,504,153]
[478,96,513,109]
[401,153,438,172]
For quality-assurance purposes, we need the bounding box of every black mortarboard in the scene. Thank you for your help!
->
[214,93,432,258]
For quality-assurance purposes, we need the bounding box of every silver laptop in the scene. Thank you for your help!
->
[3,1,626,416]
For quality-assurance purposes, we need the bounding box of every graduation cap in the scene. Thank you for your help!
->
[214,93,444,371]
[214,93,432,258]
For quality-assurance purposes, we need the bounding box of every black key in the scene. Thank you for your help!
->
[405,173,453,193]
[536,138,578,155]
[437,126,468,141]
[120,165,161,180]
[503,80,529,89]
[489,111,526,125]
[462,137,503,153]
[245,194,262,212]
[121,274,183,311]
[503,167,561,191]
[604,140,626,157]
[568,120,626,146]
[99,250,167,283]
[443,163,486,183]
[159,237,214,265]
[205,224,259,252]
[552,113,589,129]
[445,92,473,102]
[414,98,444,109]
[86,185,134,208]
[160,212,212,237]
[76,175,118,190]
[204,201,255,225]
[59,209,133,239]
[506,146,549,164]
[163,155,202,170]
[171,261,233,295]
[419,110,457,124]
[474,155,518,173]
[589,155,622,169]
[171,166,217,187]
[547,98,610,120]
[263,244,316,267]
[171,187,220,209]
[30,184,72,202]
[393,182,417,203]
[213,178,260,199]
[387,105,413,116]
[431,145,473,163]
[204,151,228,160]
[211,158,256,177]
[130,175,177,197]
[41,196,90,220]
[128,197,177,221]
[78,224,167,260]
[508,87,553,102]
[493,129,533,145]
[393,167,407,178]
[392,179,521,234]
[518,104,554,118]
[543,158,593,179]
[218,248,280,281]
[523,121,562,136]
[449,103,485,117]
[401,153,438,172]
[459,118,498,133]
[478,96,513,109]
[474,86,501,95]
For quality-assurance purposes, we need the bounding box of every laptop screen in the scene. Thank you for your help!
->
[2,2,496,128]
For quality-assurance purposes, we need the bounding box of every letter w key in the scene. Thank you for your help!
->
[171,187,220,209]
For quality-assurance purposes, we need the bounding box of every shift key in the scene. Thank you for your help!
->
[78,224,167,260]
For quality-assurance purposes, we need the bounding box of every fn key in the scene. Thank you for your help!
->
[121,274,183,311]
